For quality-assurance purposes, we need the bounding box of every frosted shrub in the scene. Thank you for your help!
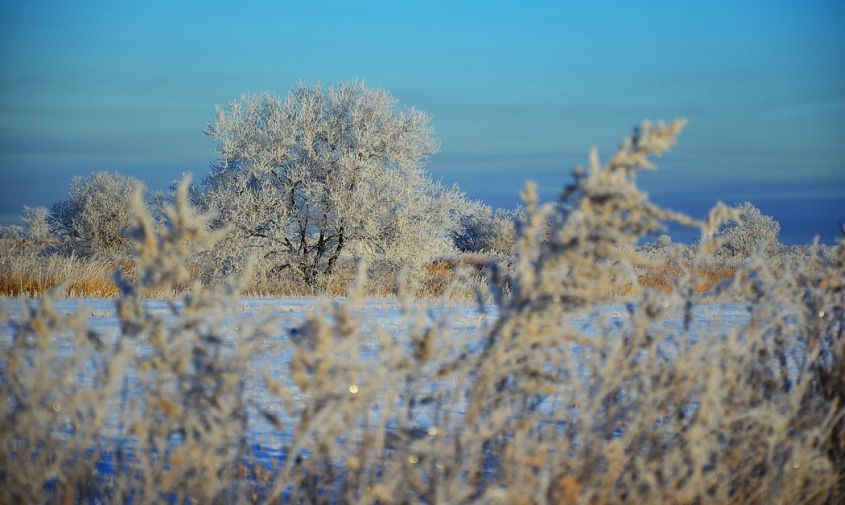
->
[782,241,835,264]
[715,201,781,260]
[447,120,843,503]
[1,177,255,503]
[488,210,519,253]
[0,225,23,241]
[636,233,692,266]
[21,206,51,243]
[201,81,472,288]
[453,200,491,252]
[455,202,562,255]
[454,203,518,254]
[49,171,147,258]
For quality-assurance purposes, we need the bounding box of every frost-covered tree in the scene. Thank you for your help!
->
[21,206,50,243]
[716,201,781,259]
[0,225,23,241]
[49,172,146,258]
[454,203,518,254]
[201,81,470,285]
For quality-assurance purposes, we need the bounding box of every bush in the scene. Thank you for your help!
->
[0,224,23,241]
[453,201,567,256]
[201,81,472,287]
[21,205,50,243]
[454,203,518,254]
[49,172,146,258]
[716,201,781,259]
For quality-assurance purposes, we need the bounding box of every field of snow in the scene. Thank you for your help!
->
[0,297,754,474]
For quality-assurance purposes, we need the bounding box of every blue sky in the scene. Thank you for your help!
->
[1,1,843,242]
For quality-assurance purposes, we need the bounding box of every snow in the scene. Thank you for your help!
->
[0,297,753,469]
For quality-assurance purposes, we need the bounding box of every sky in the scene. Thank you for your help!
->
[1,0,843,243]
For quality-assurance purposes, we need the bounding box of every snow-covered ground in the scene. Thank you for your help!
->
[0,297,751,337]
[1,297,753,468]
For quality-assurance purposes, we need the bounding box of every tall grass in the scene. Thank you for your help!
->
[1,121,843,504]
[0,243,752,300]
[0,248,484,300]
[0,246,120,297]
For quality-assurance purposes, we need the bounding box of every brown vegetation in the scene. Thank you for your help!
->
[0,248,120,297]
[0,246,740,300]
[636,263,736,294]
[2,122,843,504]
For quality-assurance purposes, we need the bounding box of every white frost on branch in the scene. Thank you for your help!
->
[200,81,473,285]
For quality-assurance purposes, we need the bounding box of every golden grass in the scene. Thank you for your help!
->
[637,264,736,294]
[0,248,120,297]
[0,246,742,301]
[0,247,206,298]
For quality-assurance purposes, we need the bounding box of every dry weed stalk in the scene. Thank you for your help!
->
[1,122,843,504]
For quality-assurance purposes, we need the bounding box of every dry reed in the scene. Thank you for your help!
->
[1,122,842,504]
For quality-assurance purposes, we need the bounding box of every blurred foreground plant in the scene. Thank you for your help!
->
[1,122,843,505]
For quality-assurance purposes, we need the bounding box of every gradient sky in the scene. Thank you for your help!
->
[1,1,843,243]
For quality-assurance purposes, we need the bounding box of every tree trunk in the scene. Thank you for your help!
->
[326,227,344,275]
